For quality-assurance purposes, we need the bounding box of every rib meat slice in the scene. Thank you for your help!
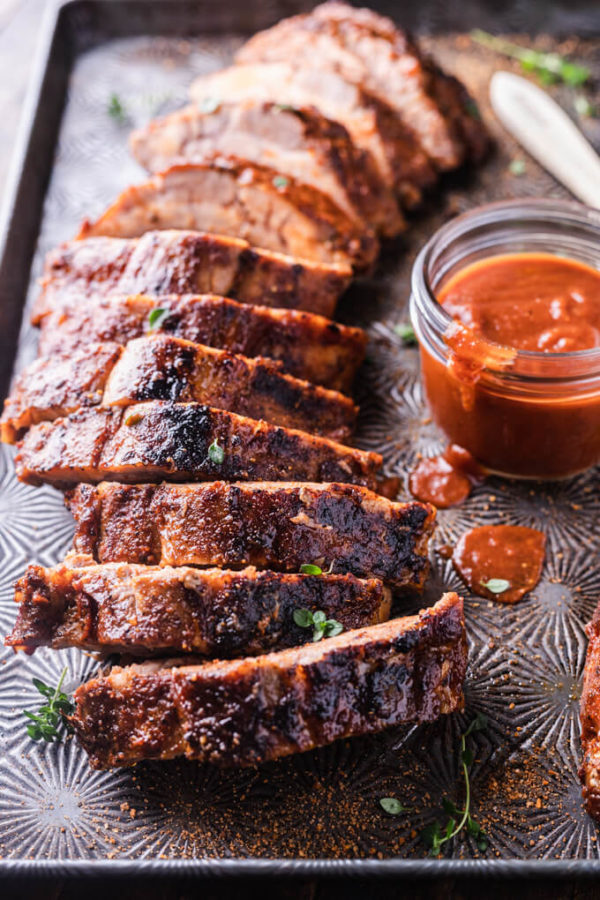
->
[130,100,404,237]
[190,63,435,209]
[33,231,352,325]
[16,403,382,490]
[236,1,488,169]
[78,159,378,272]
[2,334,358,443]
[580,603,600,820]
[6,553,390,658]
[70,593,466,769]
[37,293,366,393]
[67,481,434,589]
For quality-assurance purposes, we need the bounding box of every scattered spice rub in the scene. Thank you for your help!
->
[409,444,484,508]
[452,524,546,604]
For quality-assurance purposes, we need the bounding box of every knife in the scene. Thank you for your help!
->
[490,70,600,209]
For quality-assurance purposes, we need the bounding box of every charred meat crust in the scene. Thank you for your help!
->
[129,100,404,237]
[77,159,379,272]
[66,480,434,588]
[36,293,367,394]
[33,231,352,324]
[6,555,390,658]
[69,593,466,769]
[580,604,600,820]
[2,334,358,443]
[16,403,382,489]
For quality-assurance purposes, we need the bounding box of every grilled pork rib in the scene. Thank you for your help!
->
[36,293,366,393]
[130,100,404,237]
[67,481,434,588]
[78,159,378,272]
[236,1,488,169]
[16,403,382,489]
[2,335,358,443]
[33,231,352,325]
[189,63,435,209]
[580,603,600,820]
[70,593,466,769]
[7,554,390,658]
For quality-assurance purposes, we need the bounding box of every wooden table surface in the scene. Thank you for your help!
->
[1,1,600,897]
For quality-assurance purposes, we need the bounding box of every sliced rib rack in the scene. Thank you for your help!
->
[130,100,404,237]
[36,293,367,393]
[33,230,352,324]
[78,159,379,272]
[67,480,434,589]
[15,403,382,489]
[2,334,358,443]
[7,554,390,658]
[70,593,466,769]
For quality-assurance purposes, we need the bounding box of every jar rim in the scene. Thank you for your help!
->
[411,197,600,371]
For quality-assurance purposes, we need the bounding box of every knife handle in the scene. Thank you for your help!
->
[490,71,600,209]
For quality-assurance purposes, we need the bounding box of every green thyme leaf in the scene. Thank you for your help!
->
[24,667,74,744]
[208,439,225,465]
[272,175,289,189]
[324,619,344,638]
[394,322,417,345]
[480,578,510,594]
[509,159,526,176]
[574,95,596,118]
[418,714,488,857]
[470,30,590,87]
[312,610,326,626]
[300,563,323,576]
[198,96,220,114]
[108,93,127,123]
[273,103,295,112]
[379,797,410,815]
[147,307,171,330]
[293,608,314,628]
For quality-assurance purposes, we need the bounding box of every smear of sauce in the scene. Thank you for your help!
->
[452,524,546,604]
[409,444,485,509]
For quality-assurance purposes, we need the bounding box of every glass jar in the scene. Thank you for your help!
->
[410,199,600,479]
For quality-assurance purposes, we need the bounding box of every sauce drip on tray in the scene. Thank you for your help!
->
[409,444,485,508]
[452,525,546,604]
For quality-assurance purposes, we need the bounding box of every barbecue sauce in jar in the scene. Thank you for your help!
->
[416,250,600,478]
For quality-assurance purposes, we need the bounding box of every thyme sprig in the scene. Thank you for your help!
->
[24,667,74,743]
[420,713,488,856]
[293,608,344,642]
[471,30,590,87]
[394,322,417,345]
[108,93,127,123]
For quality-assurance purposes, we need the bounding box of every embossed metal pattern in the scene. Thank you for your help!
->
[0,2,599,871]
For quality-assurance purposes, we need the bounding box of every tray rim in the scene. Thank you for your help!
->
[1,0,600,877]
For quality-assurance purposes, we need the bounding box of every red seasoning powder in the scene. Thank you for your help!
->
[452,524,546,604]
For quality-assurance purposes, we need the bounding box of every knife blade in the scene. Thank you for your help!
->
[490,70,600,209]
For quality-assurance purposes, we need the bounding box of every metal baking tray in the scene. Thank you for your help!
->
[0,0,599,879]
